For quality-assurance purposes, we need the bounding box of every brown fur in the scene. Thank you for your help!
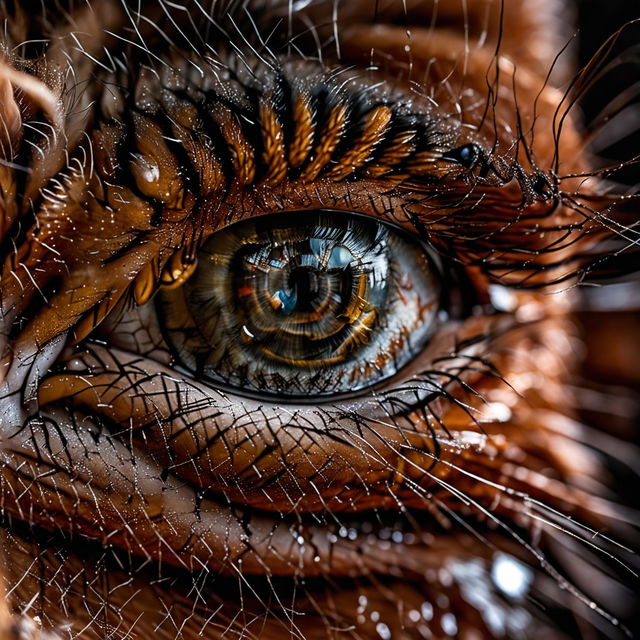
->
[0,1,636,638]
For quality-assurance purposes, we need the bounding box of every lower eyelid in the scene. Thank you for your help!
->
[8,399,501,580]
[42,344,409,497]
[40,305,507,505]
[25,273,599,590]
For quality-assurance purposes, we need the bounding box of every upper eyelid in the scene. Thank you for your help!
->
[87,69,466,273]
[93,66,558,260]
[0,58,587,363]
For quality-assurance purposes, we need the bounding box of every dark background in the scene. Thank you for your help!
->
[572,2,640,638]
[576,0,640,185]
[572,1,639,400]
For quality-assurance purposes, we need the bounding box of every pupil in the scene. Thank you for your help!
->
[286,266,320,313]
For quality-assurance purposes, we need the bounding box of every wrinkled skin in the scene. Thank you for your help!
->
[0,1,638,639]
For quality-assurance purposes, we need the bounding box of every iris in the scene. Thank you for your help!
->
[159,210,441,397]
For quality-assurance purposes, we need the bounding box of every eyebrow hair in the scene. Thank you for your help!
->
[104,75,610,294]
[97,65,454,189]
[1,3,639,640]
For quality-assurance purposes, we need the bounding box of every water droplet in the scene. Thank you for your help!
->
[441,613,457,636]
[421,602,433,621]
[408,609,421,623]
[491,552,533,599]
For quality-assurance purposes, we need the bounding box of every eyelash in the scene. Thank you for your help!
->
[3,52,620,373]
[1,5,638,639]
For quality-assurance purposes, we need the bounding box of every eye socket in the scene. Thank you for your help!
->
[157,210,441,399]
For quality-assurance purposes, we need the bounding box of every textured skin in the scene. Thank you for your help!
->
[0,1,637,639]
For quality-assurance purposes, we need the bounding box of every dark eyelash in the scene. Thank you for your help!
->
[1,4,639,639]
[89,61,631,298]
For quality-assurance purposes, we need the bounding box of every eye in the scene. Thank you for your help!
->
[2,2,638,639]
[158,209,440,398]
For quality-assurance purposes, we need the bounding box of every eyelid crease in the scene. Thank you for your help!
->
[0,56,612,387]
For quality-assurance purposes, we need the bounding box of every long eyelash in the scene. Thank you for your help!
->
[31,331,637,636]
[1,2,639,639]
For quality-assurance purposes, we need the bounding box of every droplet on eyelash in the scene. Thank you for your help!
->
[441,612,458,636]
[421,602,434,621]
[440,143,481,168]
[408,609,421,623]
[160,251,198,289]
[488,284,517,312]
[131,153,160,184]
[480,402,512,423]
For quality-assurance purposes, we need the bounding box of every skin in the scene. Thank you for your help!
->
[0,1,637,638]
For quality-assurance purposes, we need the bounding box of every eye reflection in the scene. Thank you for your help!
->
[159,210,441,398]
